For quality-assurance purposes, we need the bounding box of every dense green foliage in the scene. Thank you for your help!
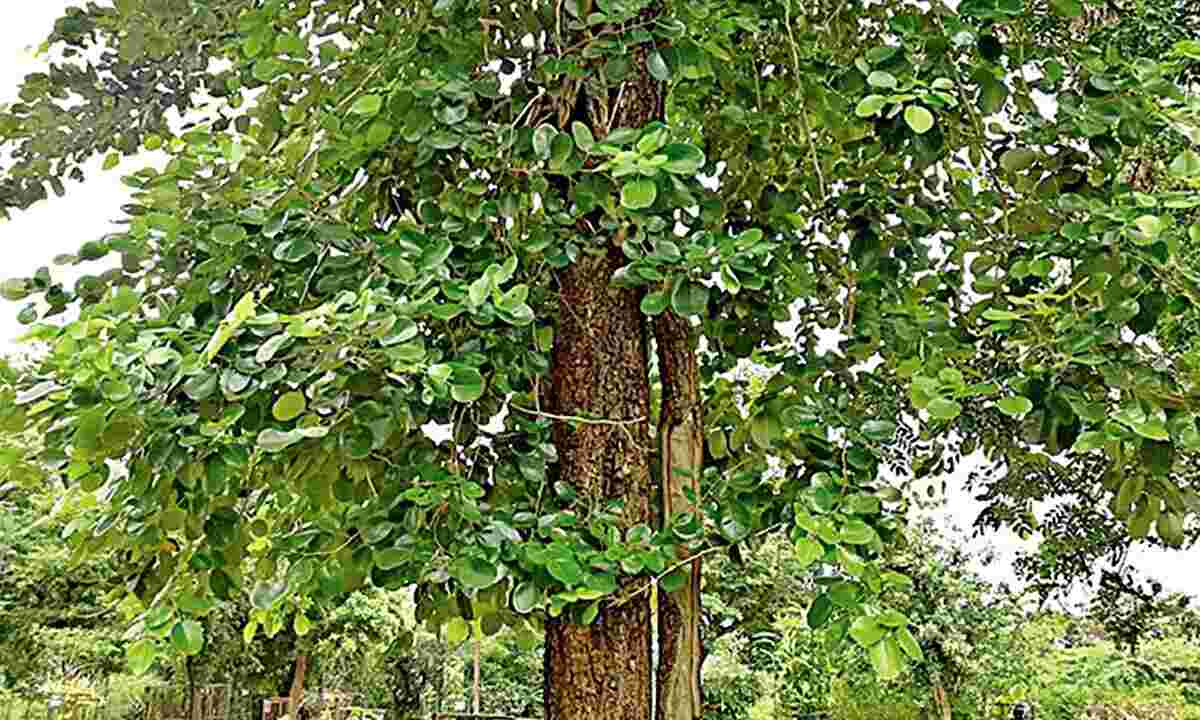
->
[3,0,1200,715]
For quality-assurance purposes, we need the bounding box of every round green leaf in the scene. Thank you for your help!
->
[257,429,302,452]
[1170,150,1200,178]
[869,636,908,680]
[546,556,584,586]
[170,620,205,656]
[996,395,1033,418]
[251,581,288,610]
[450,366,486,403]
[452,556,500,589]
[855,95,887,118]
[849,616,887,647]
[640,291,669,316]
[648,50,671,81]
[350,94,383,116]
[512,581,541,614]
[272,391,307,421]
[903,105,934,134]
[807,594,834,630]
[795,536,824,569]
[670,280,709,317]
[127,639,157,675]
[533,123,556,159]
[867,70,897,89]
[621,178,658,210]
[926,397,962,421]
[895,626,925,662]
[374,548,407,571]
[446,616,470,645]
[861,420,897,442]
[661,143,705,175]
[571,121,595,152]
[877,609,910,628]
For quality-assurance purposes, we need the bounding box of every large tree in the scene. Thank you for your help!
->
[4,1,1200,718]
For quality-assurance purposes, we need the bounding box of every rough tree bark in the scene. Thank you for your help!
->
[287,654,308,719]
[543,3,703,718]
[545,246,656,720]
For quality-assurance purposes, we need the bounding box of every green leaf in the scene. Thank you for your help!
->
[648,51,670,81]
[468,274,492,307]
[374,548,407,571]
[750,412,782,450]
[572,121,596,152]
[547,556,584,586]
[840,519,877,545]
[1132,215,1164,244]
[257,429,302,452]
[251,581,287,610]
[533,124,556,159]
[895,627,925,661]
[807,594,834,630]
[272,391,307,421]
[903,105,934,134]
[660,568,689,594]
[867,71,897,89]
[170,621,205,656]
[512,582,541,614]
[849,616,887,647]
[350,94,384,116]
[550,133,575,168]
[446,617,470,645]
[795,537,824,569]
[996,396,1033,418]
[127,639,157,675]
[1170,150,1200,178]
[203,290,258,362]
[1000,148,1038,173]
[982,309,1023,322]
[855,95,887,118]
[861,420,897,442]
[273,238,318,263]
[670,280,708,317]
[452,556,500,589]
[660,144,705,175]
[1134,419,1170,441]
[256,333,290,363]
[621,178,658,209]
[877,610,910,628]
[640,291,669,316]
[1049,0,1083,16]
[450,366,486,403]
[182,372,218,401]
[926,397,962,421]
[869,636,908,680]
[1071,431,1108,453]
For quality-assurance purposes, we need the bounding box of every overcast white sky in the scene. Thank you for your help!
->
[1,1,1196,603]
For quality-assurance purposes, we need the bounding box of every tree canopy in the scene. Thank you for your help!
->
[3,0,1200,717]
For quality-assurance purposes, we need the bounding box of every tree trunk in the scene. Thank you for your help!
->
[545,246,656,720]
[654,312,704,720]
[543,3,704,718]
[288,654,308,720]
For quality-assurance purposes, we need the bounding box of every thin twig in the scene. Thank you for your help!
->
[785,0,827,202]
[611,523,786,608]
[300,247,329,305]
[509,404,646,426]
